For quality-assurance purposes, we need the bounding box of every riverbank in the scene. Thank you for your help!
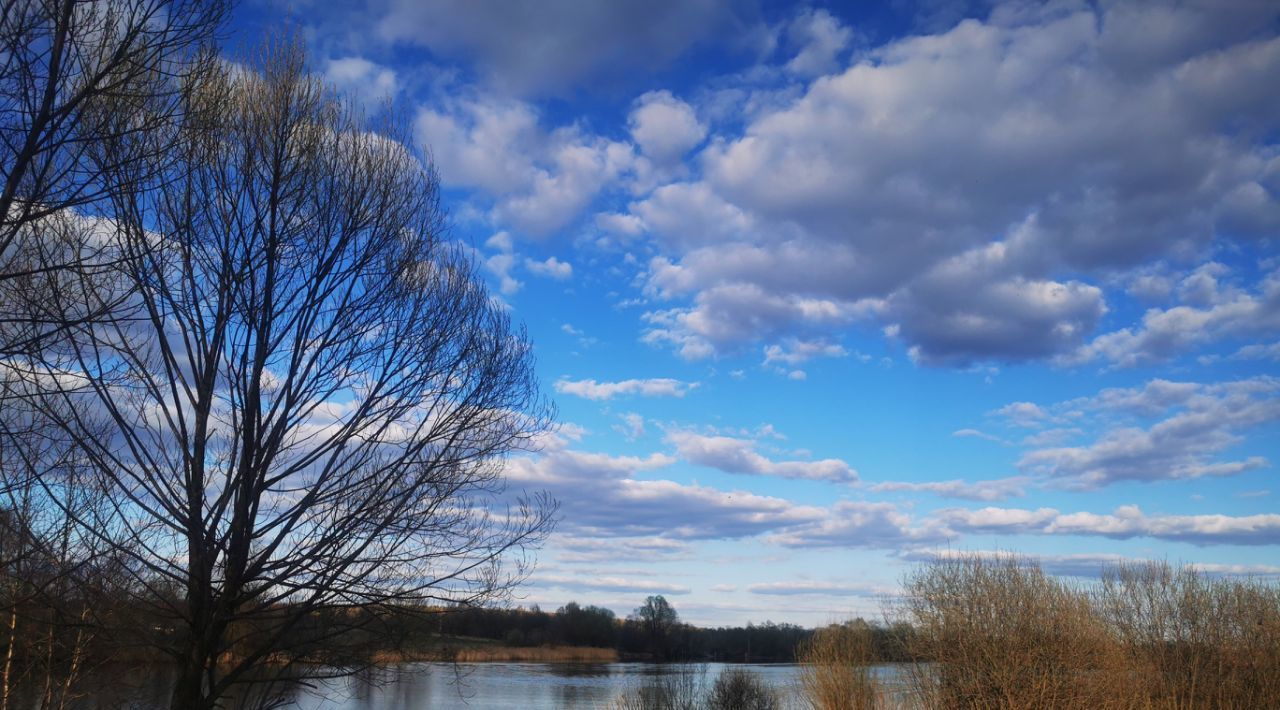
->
[372,644,618,663]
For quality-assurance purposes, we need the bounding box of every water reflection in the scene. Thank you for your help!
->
[29,661,904,709]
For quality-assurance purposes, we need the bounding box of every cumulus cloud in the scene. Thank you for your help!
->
[768,496,1280,549]
[1016,377,1280,488]
[481,231,522,294]
[633,1,1280,364]
[784,9,853,78]
[554,377,697,400]
[1067,268,1280,367]
[525,255,573,280]
[995,401,1053,427]
[504,446,825,540]
[762,338,848,366]
[666,430,859,484]
[628,91,707,167]
[888,242,1107,365]
[1227,341,1280,361]
[614,412,646,441]
[415,95,633,236]
[938,504,1280,546]
[769,501,946,548]
[324,57,398,104]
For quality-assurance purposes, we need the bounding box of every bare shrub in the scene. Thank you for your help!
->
[797,621,882,710]
[899,553,1130,710]
[612,664,708,710]
[708,667,777,710]
[1099,560,1280,709]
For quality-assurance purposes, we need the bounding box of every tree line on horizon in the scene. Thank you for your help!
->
[425,594,910,664]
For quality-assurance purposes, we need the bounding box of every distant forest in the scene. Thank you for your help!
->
[419,596,912,663]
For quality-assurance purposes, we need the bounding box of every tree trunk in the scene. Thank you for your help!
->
[169,645,210,710]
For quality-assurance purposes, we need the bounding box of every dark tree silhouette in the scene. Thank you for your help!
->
[632,594,680,660]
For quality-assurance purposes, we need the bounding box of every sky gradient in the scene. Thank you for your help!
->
[235,0,1280,626]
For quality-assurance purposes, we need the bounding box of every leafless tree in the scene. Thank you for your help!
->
[10,38,555,709]
[1,0,227,357]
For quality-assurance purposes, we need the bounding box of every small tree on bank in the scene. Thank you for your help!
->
[9,39,555,709]
[632,594,680,660]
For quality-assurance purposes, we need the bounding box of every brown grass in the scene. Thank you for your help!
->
[372,644,618,663]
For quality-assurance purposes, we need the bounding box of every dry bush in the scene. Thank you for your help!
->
[708,667,778,710]
[797,620,883,710]
[1098,561,1280,709]
[899,554,1132,710]
[612,664,708,710]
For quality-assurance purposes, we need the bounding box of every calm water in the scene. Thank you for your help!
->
[33,662,907,709]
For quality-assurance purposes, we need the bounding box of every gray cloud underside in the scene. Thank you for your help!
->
[376,0,735,95]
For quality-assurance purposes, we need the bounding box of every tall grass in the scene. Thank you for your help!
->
[796,554,1280,710]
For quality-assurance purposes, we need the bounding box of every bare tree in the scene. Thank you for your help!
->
[0,0,227,356]
[12,38,555,709]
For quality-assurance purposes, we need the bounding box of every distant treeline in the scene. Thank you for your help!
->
[415,597,912,663]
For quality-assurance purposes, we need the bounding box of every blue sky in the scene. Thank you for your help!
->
[235,0,1279,625]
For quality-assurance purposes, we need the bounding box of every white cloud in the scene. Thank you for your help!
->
[553,535,690,564]
[485,252,521,295]
[531,574,690,595]
[1067,268,1280,367]
[628,91,707,167]
[526,255,573,280]
[952,429,1010,445]
[748,580,884,597]
[614,412,646,441]
[898,549,1280,579]
[870,477,1027,501]
[1017,377,1280,488]
[784,9,852,78]
[937,504,1280,546]
[762,338,848,366]
[769,501,945,549]
[666,430,858,484]
[324,57,398,104]
[1229,341,1280,361]
[554,377,697,400]
[504,447,825,540]
[415,95,634,236]
[633,2,1280,364]
[995,401,1052,427]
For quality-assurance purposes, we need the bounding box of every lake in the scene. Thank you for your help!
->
[33,662,908,709]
